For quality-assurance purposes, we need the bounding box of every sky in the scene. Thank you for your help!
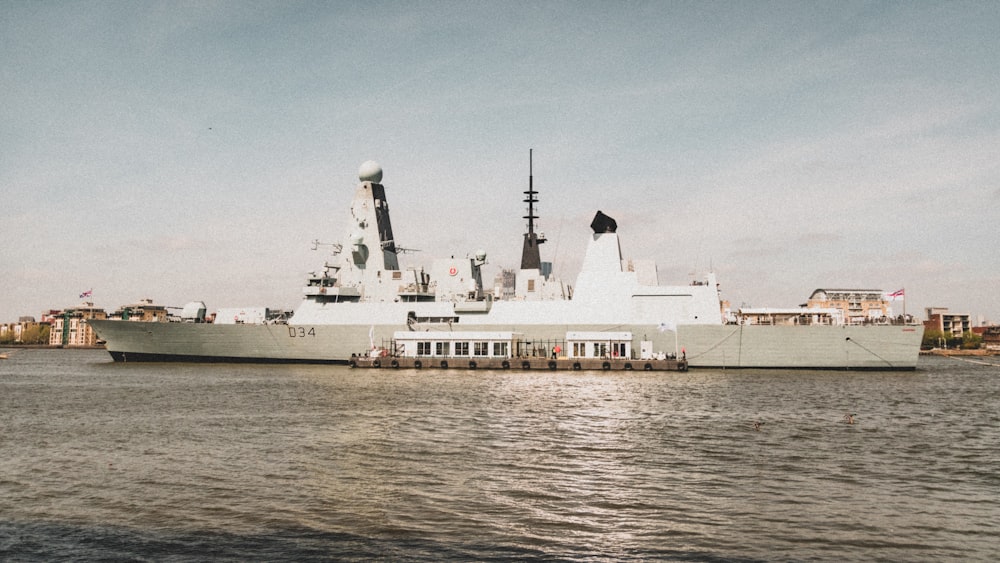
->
[2,1,999,324]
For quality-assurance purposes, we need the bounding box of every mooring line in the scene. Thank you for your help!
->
[687,327,742,362]
[845,336,894,368]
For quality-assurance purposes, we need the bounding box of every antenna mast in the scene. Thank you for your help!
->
[520,149,546,269]
[527,149,536,237]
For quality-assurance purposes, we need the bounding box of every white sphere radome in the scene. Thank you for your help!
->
[358,160,383,183]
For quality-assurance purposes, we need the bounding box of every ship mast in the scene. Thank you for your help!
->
[520,149,546,270]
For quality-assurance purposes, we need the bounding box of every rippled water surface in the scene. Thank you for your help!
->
[1,349,998,561]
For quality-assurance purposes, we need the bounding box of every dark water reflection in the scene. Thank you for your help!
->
[1,349,998,560]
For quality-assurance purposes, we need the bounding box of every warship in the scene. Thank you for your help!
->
[90,157,923,369]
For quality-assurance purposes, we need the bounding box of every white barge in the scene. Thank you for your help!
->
[351,330,688,371]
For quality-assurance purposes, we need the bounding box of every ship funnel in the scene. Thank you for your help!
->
[590,211,618,234]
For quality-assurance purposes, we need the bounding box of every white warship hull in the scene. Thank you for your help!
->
[90,319,922,370]
[90,158,923,370]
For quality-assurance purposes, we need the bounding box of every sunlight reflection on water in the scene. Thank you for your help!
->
[1,349,998,560]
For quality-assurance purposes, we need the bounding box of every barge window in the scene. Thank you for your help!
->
[493,342,508,357]
[436,342,450,356]
[474,342,489,356]
[417,341,431,356]
[455,342,469,356]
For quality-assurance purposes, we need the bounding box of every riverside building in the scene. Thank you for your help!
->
[805,289,893,325]
[48,302,107,347]
[108,298,169,322]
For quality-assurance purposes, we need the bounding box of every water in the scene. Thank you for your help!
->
[1,349,998,561]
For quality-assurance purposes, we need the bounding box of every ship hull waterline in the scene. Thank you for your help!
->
[90,320,923,370]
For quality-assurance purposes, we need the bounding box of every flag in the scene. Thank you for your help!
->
[658,321,676,332]
[79,289,93,298]
[886,288,904,301]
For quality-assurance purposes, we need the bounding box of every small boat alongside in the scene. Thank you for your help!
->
[351,355,686,372]
[351,330,688,371]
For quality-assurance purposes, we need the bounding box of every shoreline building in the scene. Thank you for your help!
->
[108,298,168,322]
[804,289,893,325]
[735,307,844,326]
[48,302,108,347]
[923,307,971,338]
[1,317,49,343]
[493,268,516,300]
[972,326,1000,350]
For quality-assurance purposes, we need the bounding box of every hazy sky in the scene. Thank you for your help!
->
[2,1,998,323]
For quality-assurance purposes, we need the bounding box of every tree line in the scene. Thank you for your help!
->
[921,329,983,350]
[0,325,51,345]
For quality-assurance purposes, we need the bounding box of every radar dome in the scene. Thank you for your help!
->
[358,160,383,183]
